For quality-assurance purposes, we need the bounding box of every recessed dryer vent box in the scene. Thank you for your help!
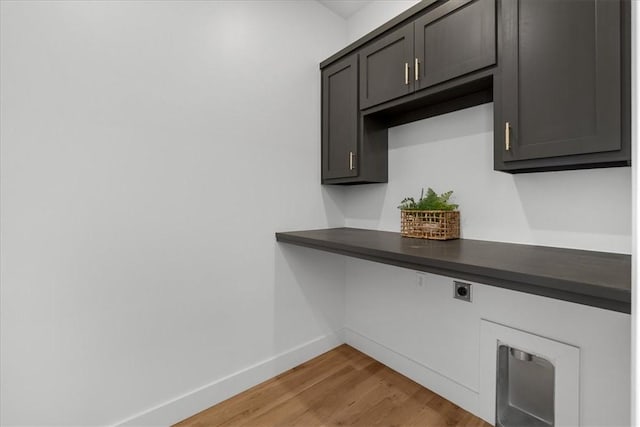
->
[496,345,555,427]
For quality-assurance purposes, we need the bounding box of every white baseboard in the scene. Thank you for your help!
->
[113,328,483,426]
[113,330,345,427]
[343,328,481,418]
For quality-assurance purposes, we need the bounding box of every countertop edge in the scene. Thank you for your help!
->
[275,230,631,314]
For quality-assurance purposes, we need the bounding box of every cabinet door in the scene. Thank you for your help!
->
[359,24,414,110]
[497,0,623,165]
[414,0,495,91]
[322,55,359,181]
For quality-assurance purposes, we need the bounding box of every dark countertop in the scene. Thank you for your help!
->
[275,228,631,313]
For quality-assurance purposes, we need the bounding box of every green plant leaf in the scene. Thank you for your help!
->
[398,187,458,211]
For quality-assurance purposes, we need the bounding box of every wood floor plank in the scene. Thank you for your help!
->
[288,363,389,426]
[175,345,491,427]
[323,366,411,426]
[367,387,439,427]
[177,346,371,427]
[247,363,380,426]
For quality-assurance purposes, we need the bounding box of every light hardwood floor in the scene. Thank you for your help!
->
[175,344,491,426]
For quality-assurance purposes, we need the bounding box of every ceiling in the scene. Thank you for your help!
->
[317,0,372,19]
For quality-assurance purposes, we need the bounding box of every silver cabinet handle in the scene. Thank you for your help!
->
[505,122,511,151]
[415,58,419,81]
[349,152,355,170]
[404,63,409,85]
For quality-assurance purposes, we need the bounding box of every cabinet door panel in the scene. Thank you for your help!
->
[500,0,621,163]
[359,24,414,110]
[322,55,358,180]
[415,0,495,90]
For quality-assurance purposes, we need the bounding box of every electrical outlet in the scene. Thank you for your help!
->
[454,281,472,302]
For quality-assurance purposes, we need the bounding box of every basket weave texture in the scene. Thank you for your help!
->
[400,210,460,240]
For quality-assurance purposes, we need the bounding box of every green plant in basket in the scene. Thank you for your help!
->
[398,188,458,211]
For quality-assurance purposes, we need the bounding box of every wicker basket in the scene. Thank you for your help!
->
[400,210,460,240]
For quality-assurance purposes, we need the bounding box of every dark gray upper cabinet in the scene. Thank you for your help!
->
[322,55,359,181]
[495,0,630,172]
[322,54,388,184]
[359,24,414,110]
[414,0,495,90]
[320,0,630,184]
[360,0,495,110]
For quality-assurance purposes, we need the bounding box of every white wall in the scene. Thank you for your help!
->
[0,1,348,425]
[344,103,632,253]
[345,263,630,426]
[346,0,420,43]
